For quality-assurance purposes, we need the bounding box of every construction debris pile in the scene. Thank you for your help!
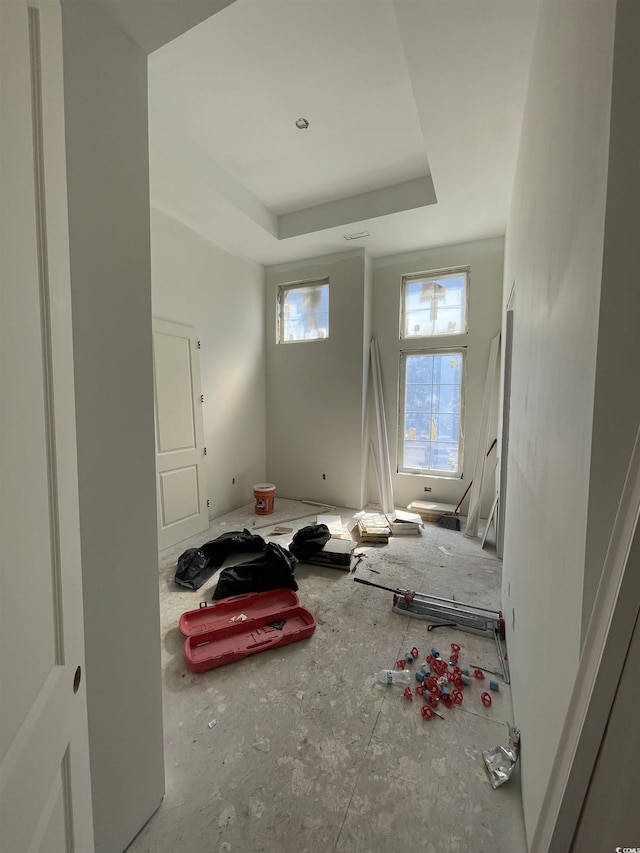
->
[377,642,502,720]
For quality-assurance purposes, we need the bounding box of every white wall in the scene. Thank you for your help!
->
[583,0,640,640]
[61,3,164,850]
[151,208,266,517]
[265,251,368,509]
[373,237,504,512]
[501,0,616,840]
[264,239,502,514]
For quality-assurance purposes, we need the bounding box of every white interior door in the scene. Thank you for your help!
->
[0,2,94,850]
[153,318,209,550]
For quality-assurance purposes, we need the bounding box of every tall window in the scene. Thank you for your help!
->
[277,279,329,343]
[401,267,468,339]
[398,349,465,477]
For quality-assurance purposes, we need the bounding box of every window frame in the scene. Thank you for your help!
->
[399,265,470,340]
[276,277,330,345]
[397,347,467,478]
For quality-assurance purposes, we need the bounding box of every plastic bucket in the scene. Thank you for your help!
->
[253,483,276,515]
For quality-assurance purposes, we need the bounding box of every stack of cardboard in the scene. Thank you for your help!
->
[316,514,352,539]
[407,500,457,525]
[306,538,357,571]
[387,510,423,536]
[357,513,391,543]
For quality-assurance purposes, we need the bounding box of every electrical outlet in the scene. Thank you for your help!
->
[423,486,432,492]
[322,473,326,480]
[232,478,235,484]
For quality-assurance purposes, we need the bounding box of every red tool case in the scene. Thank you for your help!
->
[179,589,316,673]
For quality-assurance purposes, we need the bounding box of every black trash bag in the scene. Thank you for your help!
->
[289,523,331,562]
[175,548,210,590]
[174,529,266,590]
[212,542,298,601]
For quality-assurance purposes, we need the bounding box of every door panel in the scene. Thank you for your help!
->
[0,2,93,850]
[159,466,201,525]
[153,319,208,549]
[154,332,196,451]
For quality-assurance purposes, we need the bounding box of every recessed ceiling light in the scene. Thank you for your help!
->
[344,231,370,241]
[295,118,309,129]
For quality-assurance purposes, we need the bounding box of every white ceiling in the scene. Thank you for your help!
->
[147,0,540,267]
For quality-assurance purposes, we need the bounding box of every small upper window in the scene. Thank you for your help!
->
[277,279,329,343]
[401,267,469,339]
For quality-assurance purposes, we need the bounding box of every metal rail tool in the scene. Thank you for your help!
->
[354,577,510,683]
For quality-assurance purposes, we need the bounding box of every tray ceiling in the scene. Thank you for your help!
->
[148,0,540,265]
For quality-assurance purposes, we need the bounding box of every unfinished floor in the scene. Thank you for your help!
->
[127,500,527,853]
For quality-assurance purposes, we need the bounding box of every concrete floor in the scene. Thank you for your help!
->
[127,500,527,853]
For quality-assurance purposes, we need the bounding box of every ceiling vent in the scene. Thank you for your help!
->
[344,231,370,241]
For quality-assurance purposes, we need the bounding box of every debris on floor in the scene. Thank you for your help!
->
[351,553,364,572]
[376,639,509,722]
[251,737,270,753]
[375,668,412,686]
[471,662,504,679]
[483,724,521,788]
[148,499,526,853]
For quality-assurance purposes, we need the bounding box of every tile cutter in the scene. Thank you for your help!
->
[353,577,510,683]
